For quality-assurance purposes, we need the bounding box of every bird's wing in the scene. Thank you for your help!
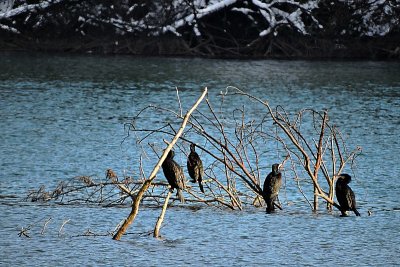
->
[174,163,186,189]
[347,186,357,209]
[263,174,272,193]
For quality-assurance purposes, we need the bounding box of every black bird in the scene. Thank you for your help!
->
[263,163,282,213]
[335,173,360,216]
[187,143,205,193]
[161,150,186,203]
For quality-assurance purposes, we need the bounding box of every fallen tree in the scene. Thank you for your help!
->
[26,87,361,239]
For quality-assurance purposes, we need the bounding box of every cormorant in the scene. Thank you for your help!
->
[335,173,360,216]
[161,150,186,203]
[187,143,205,193]
[263,163,282,213]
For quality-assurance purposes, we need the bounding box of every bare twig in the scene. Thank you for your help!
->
[59,219,70,237]
[41,217,52,235]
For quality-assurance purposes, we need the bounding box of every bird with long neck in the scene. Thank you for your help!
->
[187,143,205,193]
[263,163,282,213]
[335,173,360,216]
[162,150,185,203]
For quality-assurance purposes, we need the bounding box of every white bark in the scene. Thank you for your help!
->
[0,0,64,19]
[0,0,396,38]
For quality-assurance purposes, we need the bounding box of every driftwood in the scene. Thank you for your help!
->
[122,86,361,216]
[24,87,362,240]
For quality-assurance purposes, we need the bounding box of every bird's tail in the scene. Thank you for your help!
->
[198,180,205,193]
[354,209,361,216]
[177,189,185,203]
[266,201,274,214]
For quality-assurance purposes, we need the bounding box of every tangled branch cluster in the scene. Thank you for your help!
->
[122,87,361,212]
[24,88,362,239]
[27,88,361,214]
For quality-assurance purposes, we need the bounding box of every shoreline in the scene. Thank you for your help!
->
[1,35,399,61]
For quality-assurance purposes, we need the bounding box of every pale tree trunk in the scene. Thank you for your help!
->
[153,190,172,238]
[313,111,328,212]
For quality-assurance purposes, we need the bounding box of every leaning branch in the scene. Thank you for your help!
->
[153,190,172,238]
[313,111,328,211]
[113,87,208,241]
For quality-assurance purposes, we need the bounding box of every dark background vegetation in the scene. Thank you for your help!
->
[1,0,399,59]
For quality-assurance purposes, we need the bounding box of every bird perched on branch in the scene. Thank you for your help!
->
[162,150,186,203]
[263,163,282,213]
[335,173,360,216]
[187,143,205,193]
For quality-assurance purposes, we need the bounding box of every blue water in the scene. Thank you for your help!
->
[1,52,399,266]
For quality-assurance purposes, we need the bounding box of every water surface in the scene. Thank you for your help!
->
[1,53,399,266]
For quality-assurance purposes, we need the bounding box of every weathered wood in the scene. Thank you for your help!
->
[313,111,328,212]
[153,190,172,238]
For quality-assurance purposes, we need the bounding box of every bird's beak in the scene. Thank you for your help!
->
[278,164,283,170]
